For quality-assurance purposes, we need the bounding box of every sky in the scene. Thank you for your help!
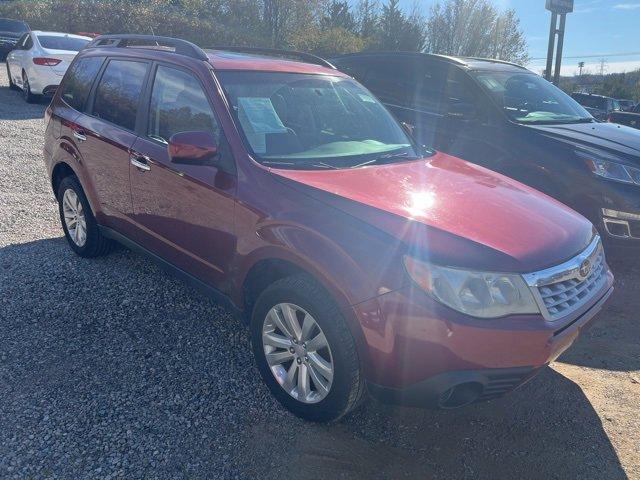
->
[395,0,640,75]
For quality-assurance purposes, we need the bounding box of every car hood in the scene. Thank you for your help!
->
[270,152,593,273]
[524,121,640,162]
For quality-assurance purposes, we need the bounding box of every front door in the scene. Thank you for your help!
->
[129,64,237,287]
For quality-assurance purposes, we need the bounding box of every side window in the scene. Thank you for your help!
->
[23,35,33,50]
[364,61,412,108]
[441,68,482,114]
[59,56,104,111]
[335,60,368,83]
[412,65,448,113]
[147,65,220,143]
[92,59,148,131]
[15,33,28,49]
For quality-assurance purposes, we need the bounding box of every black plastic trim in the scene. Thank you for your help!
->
[367,366,538,409]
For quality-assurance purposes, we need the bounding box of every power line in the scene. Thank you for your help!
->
[531,51,640,60]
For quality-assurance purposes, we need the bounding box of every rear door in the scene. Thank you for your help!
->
[128,63,237,286]
[74,58,150,232]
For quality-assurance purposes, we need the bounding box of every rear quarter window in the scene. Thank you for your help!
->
[59,56,104,111]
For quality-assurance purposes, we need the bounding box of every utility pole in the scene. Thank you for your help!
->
[545,0,574,85]
[578,61,584,77]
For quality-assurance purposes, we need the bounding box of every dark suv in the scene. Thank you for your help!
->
[44,36,613,422]
[571,92,620,121]
[331,53,640,252]
[0,17,29,59]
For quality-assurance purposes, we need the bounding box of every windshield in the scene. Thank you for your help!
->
[472,71,592,124]
[218,72,420,170]
[0,19,28,33]
[37,35,89,51]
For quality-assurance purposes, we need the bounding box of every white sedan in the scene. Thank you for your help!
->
[6,31,91,103]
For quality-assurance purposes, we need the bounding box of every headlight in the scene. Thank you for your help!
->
[403,257,540,318]
[580,154,640,185]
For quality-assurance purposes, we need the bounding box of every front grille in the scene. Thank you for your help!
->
[537,247,606,319]
[523,236,608,321]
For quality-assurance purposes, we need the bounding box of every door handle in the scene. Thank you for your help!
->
[73,130,86,142]
[130,155,151,172]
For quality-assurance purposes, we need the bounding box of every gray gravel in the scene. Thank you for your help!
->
[0,64,638,479]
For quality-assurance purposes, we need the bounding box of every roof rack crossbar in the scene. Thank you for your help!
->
[209,46,336,69]
[85,34,208,61]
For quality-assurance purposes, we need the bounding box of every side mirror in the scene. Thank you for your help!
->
[168,131,219,166]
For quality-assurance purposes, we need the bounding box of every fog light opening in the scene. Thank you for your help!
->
[438,382,484,409]
[603,218,631,238]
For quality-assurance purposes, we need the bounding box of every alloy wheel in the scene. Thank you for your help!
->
[62,189,87,247]
[262,303,334,404]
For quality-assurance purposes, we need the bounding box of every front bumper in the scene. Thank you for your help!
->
[364,284,612,408]
[583,179,640,248]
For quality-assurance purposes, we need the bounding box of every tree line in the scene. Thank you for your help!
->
[0,0,529,63]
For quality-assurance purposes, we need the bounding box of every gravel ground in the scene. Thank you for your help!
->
[0,64,638,479]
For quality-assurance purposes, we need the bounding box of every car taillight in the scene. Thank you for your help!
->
[33,57,62,66]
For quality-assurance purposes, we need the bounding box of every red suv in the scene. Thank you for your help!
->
[44,35,614,422]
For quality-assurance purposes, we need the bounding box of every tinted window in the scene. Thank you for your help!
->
[59,56,104,111]
[364,62,412,107]
[412,65,448,113]
[23,35,32,50]
[15,33,28,48]
[148,66,219,143]
[38,35,89,51]
[92,60,148,131]
[0,19,28,33]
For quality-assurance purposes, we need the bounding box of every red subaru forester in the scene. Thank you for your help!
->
[44,35,614,422]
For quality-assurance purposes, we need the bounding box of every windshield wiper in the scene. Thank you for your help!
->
[350,151,416,169]
[262,160,339,170]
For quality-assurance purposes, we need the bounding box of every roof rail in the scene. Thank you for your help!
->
[462,56,527,69]
[209,46,336,69]
[330,51,468,66]
[85,34,208,61]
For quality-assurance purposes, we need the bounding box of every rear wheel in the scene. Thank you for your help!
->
[22,71,39,103]
[57,176,113,258]
[7,63,18,90]
[250,274,365,422]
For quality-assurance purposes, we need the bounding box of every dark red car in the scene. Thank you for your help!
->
[44,35,614,422]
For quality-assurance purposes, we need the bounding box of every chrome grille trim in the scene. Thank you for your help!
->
[523,236,607,321]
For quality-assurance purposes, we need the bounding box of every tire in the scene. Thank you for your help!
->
[22,71,39,103]
[7,63,18,91]
[57,175,113,258]
[250,274,365,422]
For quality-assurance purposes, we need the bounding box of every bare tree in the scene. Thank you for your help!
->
[425,0,528,64]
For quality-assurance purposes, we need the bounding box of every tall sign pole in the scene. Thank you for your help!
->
[545,0,573,84]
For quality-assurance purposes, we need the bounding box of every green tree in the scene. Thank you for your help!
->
[375,0,425,51]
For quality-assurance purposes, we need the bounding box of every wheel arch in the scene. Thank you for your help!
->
[236,248,373,369]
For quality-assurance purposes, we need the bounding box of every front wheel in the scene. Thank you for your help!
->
[250,274,365,422]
